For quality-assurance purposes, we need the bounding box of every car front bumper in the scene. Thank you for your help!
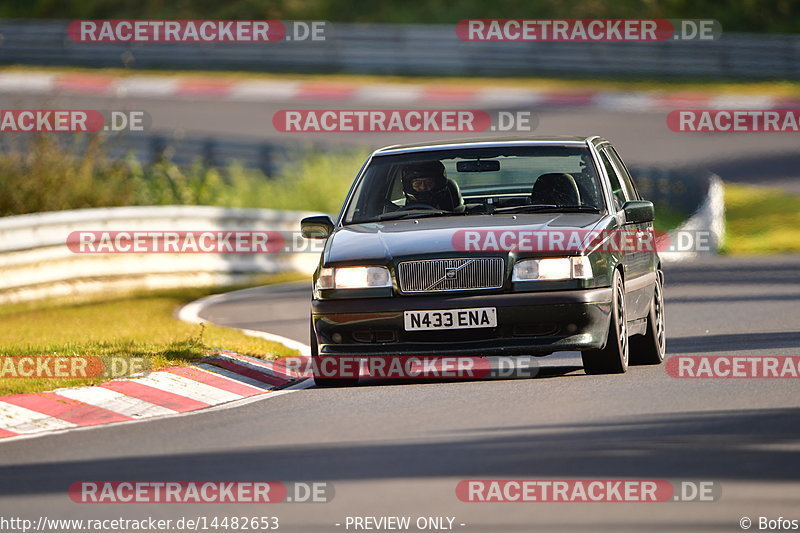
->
[312,287,613,357]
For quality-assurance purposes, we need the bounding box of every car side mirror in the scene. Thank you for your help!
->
[301,215,335,239]
[622,200,654,224]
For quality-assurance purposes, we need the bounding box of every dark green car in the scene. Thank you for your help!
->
[302,137,666,386]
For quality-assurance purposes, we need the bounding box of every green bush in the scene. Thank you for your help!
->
[0,134,366,216]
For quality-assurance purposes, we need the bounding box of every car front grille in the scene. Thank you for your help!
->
[397,258,504,293]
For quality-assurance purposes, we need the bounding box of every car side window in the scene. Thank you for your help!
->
[598,150,627,211]
[606,147,640,200]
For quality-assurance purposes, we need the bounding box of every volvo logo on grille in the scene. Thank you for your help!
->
[398,257,503,293]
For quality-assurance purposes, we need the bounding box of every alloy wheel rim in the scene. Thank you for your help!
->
[617,282,628,365]
[654,278,666,356]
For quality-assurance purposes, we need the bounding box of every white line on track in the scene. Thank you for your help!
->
[177,290,311,355]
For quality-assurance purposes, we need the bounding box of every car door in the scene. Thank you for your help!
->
[605,145,658,317]
[597,146,653,321]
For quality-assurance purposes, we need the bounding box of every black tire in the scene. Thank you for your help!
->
[581,269,629,375]
[310,318,359,387]
[630,270,666,365]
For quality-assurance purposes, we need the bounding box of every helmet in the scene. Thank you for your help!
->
[401,161,448,206]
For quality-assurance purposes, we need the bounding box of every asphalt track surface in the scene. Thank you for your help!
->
[0,89,799,532]
[0,255,798,532]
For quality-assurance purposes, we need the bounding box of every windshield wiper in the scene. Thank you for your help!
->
[494,204,601,214]
[372,209,450,222]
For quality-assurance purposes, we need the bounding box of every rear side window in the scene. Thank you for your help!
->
[606,147,639,200]
[598,150,627,210]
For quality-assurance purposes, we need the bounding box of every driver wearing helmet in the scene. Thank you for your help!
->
[400,161,457,210]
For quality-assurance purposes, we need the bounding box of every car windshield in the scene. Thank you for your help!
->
[342,145,605,224]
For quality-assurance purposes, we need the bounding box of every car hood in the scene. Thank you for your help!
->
[323,213,608,264]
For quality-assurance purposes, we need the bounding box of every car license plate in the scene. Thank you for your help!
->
[404,307,497,331]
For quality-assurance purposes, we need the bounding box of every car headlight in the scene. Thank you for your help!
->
[512,257,592,281]
[316,266,392,290]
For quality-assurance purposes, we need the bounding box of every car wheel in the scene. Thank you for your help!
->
[581,269,629,375]
[630,270,666,365]
[310,318,359,387]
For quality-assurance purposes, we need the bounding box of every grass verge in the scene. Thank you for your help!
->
[0,272,306,396]
[653,206,686,233]
[722,183,800,255]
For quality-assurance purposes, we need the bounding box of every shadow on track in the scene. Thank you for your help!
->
[348,363,586,388]
[665,262,800,287]
[1,407,798,496]
[668,332,800,353]
[667,293,800,304]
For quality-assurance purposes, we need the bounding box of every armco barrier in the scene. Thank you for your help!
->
[0,205,322,303]
[632,167,725,262]
[0,21,798,80]
[661,174,725,263]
